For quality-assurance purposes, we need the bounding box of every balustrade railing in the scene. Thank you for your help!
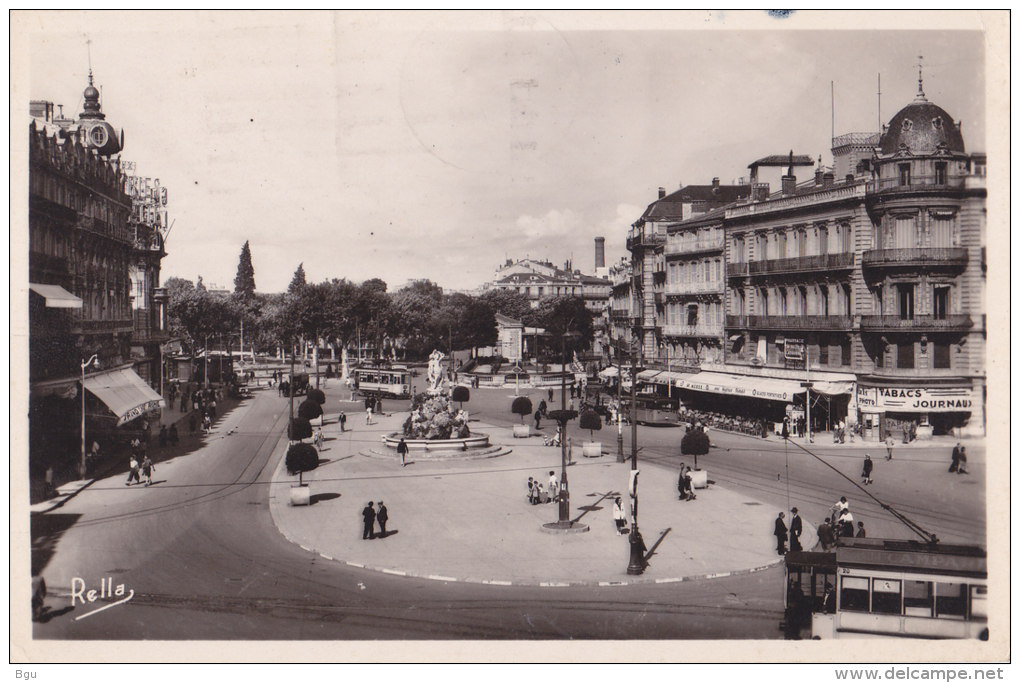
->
[725,314,853,330]
[861,248,968,267]
[860,314,972,331]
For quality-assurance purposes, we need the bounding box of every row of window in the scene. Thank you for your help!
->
[665,302,724,328]
[667,258,723,286]
[875,212,958,250]
[732,283,853,317]
[732,222,853,262]
[840,576,986,621]
[30,171,125,224]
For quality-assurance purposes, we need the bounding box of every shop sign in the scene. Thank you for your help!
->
[117,400,162,426]
[861,385,974,413]
[857,385,879,411]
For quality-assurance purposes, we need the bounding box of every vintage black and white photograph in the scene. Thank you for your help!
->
[11,10,1008,665]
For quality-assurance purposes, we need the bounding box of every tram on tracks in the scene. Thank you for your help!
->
[784,537,987,639]
[353,365,412,398]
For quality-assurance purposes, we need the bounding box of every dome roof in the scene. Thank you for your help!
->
[879,98,965,155]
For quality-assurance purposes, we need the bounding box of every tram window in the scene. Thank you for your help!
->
[840,576,870,612]
[871,579,902,614]
[969,586,988,621]
[935,582,967,619]
[379,376,389,384]
[903,580,934,617]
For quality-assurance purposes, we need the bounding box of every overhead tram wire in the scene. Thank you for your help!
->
[783,436,938,545]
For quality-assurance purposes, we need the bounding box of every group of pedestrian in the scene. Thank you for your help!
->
[526,471,560,505]
[365,396,383,424]
[157,424,180,449]
[676,463,696,501]
[125,452,155,487]
[361,501,389,539]
[949,442,969,474]
[773,508,803,555]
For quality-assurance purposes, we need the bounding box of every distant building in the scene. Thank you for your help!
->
[486,253,611,315]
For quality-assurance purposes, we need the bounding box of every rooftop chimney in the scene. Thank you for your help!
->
[781,175,797,195]
[815,168,824,185]
[845,173,855,184]
[823,172,835,187]
[594,236,606,269]
[712,177,720,187]
[658,187,666,199]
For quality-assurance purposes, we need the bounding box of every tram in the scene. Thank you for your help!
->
[620,395,680,426]
[353,365,412,398]
[784,537,987,639]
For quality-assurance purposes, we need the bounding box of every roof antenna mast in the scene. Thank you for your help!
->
[877,73,882,132]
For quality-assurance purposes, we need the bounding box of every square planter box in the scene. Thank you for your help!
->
[513,424,531,438]
[582,442,602,458]
[290,484,311,506]
[690,469,708,489]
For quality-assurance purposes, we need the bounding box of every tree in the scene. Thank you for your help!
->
[680,429,711,468]
[511,396,533,424]
[451,385,470,411]
[479,288,532,321]
[308,388,326,406]
[529,296,595,362]
[288,263,307,295]
[579,408,603,440]
[165,276,240,354]
[285,442,318,486]
[298,398,323,422]
[234,240,256,297]
[288,417,313,441]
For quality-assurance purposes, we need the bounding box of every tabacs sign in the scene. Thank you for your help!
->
[857,385,973,413]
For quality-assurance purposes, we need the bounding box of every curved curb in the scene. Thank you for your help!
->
[358,447,513,461]
[268,424,786,588]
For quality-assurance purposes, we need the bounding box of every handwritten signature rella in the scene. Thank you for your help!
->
[70,577,135,620]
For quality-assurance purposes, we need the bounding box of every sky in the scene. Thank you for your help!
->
[17,11,991,294]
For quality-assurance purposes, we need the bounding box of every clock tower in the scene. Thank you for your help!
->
[76,70,122,157]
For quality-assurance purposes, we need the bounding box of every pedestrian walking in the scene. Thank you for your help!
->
[203,413,212,433]
[168,424,179,446]
[789,507,803,552]
[838,509,855,538]
[538,399,547,417]
[361,502,376,540]
[313,426,323,452]
[949,443,961,472]
[861,453,874,485]
[158,426,168,448]
[141,455,154,487]
[126,456,141,486]
[365,396,374,424]
[885,435,894,460]
[683,465,696,501]
[613,496,627,534]
[855,521,867,538]
[397,437,408,467]
[957,446,969,474]
[774,512,788,555]
[548,470,559,502]
[376,501,388,538]
[527,477,537,504]
[534,410,542,430]
[339,411,347,433]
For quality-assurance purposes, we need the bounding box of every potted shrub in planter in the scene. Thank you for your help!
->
[579,408,603,458]
[680,428,710,489]
[511,396,532,437]
[285,441,319,506]
[451,385,470,412]
[298,397,324,427]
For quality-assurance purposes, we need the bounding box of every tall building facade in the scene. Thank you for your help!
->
[625,82,986,438]
[28,75,168,477]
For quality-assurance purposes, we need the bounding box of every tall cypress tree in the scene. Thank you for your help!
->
[234,240,256,297]
[288,263,307,295]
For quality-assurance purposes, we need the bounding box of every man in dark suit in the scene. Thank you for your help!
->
[376,501,389,538]
[774,512,788,555]
[362,502,376,540]
[789,507,803,552]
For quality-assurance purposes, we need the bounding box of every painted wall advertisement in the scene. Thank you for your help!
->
[857,385,973,413]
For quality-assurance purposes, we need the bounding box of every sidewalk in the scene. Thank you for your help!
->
[269,409,812,586]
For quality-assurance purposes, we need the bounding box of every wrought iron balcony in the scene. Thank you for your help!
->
[861,248,968,269]
[725,314,854,331]
[726,252,854,278]
[72,317,134,334]
[867,174,967,193]
[664,237,725,256]
[661,324,724,338]
[860,315,973,332]
[664,281,724,296]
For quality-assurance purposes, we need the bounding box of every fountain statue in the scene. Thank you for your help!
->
[427,349,446,394]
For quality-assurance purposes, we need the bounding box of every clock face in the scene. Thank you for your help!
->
[89,125,108,147]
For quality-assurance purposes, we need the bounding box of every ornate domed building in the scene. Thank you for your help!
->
[74,71,123,157]
[858,71,987,438]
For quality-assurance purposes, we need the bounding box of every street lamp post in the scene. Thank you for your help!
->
[80,354,99,479]
[627,327,645,575]
[616,339,624,463]
[557,334,570,523]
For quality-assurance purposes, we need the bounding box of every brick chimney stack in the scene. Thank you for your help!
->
[594,236,606,269]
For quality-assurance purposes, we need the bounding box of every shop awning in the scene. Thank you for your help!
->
[810,380,855,396]
[598,367,619,378]
[677,371,805,403]
[637,369,661,381]
[29,283,82,308]
[84,368,165,426]
[656,370,691,385]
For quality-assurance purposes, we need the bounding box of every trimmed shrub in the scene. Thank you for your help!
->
[451,385,470,407]
[288,417,313,441]
[308,388,326,405]
[579,409,602,438]
[680,430,710,467]
[511,396,533,424]
[285,442,319,485]
[298,398,323,422]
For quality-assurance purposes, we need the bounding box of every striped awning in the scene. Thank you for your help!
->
[84,368,165,426]
[29,283,82,308]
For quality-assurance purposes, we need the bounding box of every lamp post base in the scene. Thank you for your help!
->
[541,521,590,534]
[627,530,647,575]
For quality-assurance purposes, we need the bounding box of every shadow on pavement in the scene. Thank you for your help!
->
[31,511,82,576]
[34,605,75,623]
[644,527,672,562]
[310,492,341,505]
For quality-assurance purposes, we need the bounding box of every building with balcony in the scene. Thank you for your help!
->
[28,76,168,479]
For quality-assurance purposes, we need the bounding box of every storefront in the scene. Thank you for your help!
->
[84,366,165,428]
[856,381,975,439]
